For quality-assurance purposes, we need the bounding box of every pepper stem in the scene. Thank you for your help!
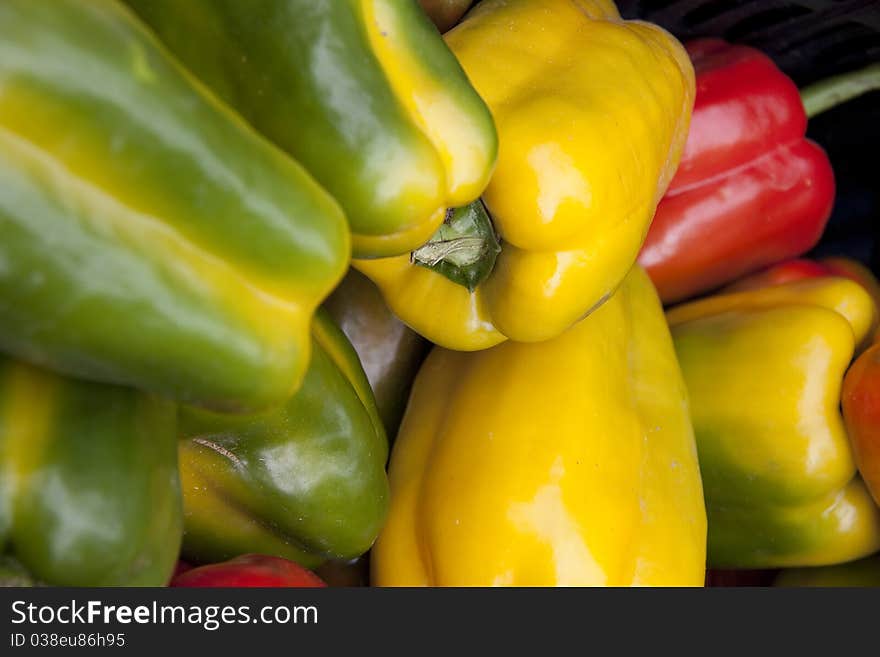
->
[801,63,880,118]
[411,200,501,292]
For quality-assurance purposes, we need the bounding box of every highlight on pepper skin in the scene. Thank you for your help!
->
[123,0,498,258]
[372,267,707,586]
[354,0,697,351]
[668,277,880,569]
[638,38,836,305]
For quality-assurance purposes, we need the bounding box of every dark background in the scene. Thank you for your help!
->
[618,0,880,274]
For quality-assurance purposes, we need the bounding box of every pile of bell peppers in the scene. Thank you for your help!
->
[1,0,879,589]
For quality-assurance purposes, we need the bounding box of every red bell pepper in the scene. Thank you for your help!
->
[725,256,880,294]
[169,554,326,588]
[843,338,880,508]
[721,258,832,290]
[843,305,880,506]
[638,38,836,304]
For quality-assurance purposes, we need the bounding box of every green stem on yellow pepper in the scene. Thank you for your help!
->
[411,200,501,292]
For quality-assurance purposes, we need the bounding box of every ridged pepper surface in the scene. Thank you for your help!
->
[0,0,348,412]
[354,0,695,350]
[124,0,497,257]
[0,357,181,586]
[668,277,880,568]
[178,311,389,569]
[639,39,835,304]
[372,266,707,586]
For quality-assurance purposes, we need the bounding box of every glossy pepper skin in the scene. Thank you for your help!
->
[668,278,880,568]
[725,257,880,347]
[123,0,497,258]
[0,357,181,586]
[0,0,348,413]
[373,266,707,586]
[354,0,695,351]
[324,269,429,440]
[171,554,327,588]
[639,39,836,305]
[178,311,389,570]
[843,336,880,507]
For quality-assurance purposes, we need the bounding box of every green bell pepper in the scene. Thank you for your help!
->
[123,0,498,257]
[668,277,880,568]
[0,0,349,413]
[178,311,389,568]
[324,269,428,440]
[0,357,181,586]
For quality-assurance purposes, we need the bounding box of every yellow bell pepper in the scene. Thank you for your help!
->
[354,0,695,351]
[668,277,880,568]
[372,266,707,586]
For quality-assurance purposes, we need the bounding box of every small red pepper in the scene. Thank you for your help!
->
[843,339,880,508]
[638,38,836,304]
[721,258,835,290]
[169,554,327,588]
[726,256,880,297]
